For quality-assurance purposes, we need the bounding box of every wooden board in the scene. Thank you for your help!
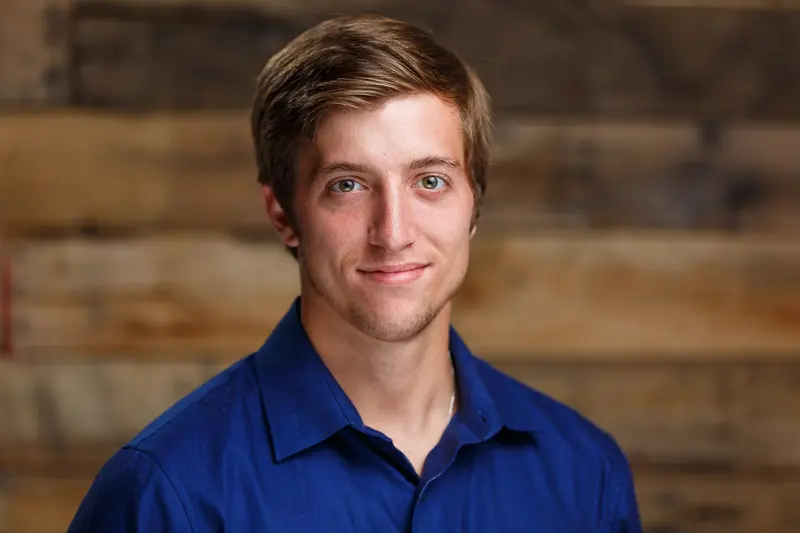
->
[494,359,800,469]
[1,469,799,533]
[627,0,800,8]
[632,465,800,533]
[3,113,800,236]
[0,0,69,106]
[455,235,800,358]
[0,112,265,237]
[8,234,800,358]
[0,477,91,533]
[65,1,800,118]
[2,358,799,472]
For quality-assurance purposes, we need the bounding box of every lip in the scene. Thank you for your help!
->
[358,263,429,285]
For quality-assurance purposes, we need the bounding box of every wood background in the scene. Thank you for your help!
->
[1,1,800,532]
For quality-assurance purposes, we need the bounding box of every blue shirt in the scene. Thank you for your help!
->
[69,298,642,532]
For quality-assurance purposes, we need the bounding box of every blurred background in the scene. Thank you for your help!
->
[1,0,800,531]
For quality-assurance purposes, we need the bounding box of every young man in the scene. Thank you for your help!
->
[69,14,642,533]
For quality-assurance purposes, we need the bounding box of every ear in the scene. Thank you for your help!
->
[469,223,477,239]
[262,185,300,248]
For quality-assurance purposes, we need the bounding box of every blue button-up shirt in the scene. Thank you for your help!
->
[69,299,642,532]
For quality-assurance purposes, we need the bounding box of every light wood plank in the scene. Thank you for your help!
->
[0,360,226,447]
[2,113,800,235]
[1,358,799,470]
[9,235,800,357]
[0,112,265,236]
[495,359,800,469]
[456,235,800,358]
[0,0,69,106]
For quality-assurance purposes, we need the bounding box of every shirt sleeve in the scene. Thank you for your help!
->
[604,439,643,533]
[67,447,194,533]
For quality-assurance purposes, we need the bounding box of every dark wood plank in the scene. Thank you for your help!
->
[631,464,800,533]
[9,234,800,357]
[627,0,800,8]
[68,1,800,118]
[2,113,800,236]
[0,0,69,106]
[438,2,800,118]
[0,477,91,533]
[485,119,800,233]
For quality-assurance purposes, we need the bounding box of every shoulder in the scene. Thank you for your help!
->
[475,357,633,474]
[127,353,266,466]
[69,355,266,531]
[475,358,641,528]
[68,447,193,531]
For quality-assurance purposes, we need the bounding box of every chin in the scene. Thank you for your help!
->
[347,297,444,342]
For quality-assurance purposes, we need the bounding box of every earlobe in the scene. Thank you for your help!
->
[261,185,300,247]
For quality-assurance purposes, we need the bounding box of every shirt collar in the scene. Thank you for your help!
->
[255,298,539,463]
[447,325,541,438]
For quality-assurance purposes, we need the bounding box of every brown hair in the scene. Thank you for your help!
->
[251,14,492,254]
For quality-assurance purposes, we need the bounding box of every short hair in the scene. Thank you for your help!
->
[251,13,492,255]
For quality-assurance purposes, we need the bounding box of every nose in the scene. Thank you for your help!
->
[368,184,417,253]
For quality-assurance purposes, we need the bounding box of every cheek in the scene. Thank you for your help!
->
[425,200,473,248]
[302,210,363,259]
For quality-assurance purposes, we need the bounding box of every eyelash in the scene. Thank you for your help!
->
[329,175,448,193]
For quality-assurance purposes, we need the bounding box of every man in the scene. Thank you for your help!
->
[69,13,642,532]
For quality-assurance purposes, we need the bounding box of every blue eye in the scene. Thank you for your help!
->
[330,180,363,193]
[419,175,445,190]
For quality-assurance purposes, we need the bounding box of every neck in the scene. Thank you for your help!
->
[299,294,457,437]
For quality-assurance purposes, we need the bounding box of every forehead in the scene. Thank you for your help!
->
[304,93,464,169]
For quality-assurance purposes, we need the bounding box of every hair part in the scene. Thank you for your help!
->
[251,14,492,256]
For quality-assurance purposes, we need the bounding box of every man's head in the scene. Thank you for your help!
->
[251,14,492,342]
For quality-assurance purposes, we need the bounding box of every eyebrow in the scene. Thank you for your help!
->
[405,156,462,172]
[316,156,463,179]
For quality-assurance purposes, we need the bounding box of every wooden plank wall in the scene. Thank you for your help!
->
[1,1,799,532]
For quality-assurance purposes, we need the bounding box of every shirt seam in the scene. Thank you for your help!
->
[125,446,197,533]
[134,362,242,449]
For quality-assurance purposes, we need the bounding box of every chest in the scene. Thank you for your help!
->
[200,441,605,533]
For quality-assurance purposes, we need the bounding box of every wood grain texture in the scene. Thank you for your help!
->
[2,358,799,471]
[67,1,800,118]
[0,112,264,237]
[494,359,800,469]
[1,469,799,533]
[627,0,800,7]
[0,359,227,475]
[9,234,800,357]
[456,235,800,358]
[0,0,69,106]
[3,113,800,236]
[632,466,800,533]
[0,477,90,533]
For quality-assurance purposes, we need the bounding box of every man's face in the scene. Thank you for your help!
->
[267,93,475,342]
